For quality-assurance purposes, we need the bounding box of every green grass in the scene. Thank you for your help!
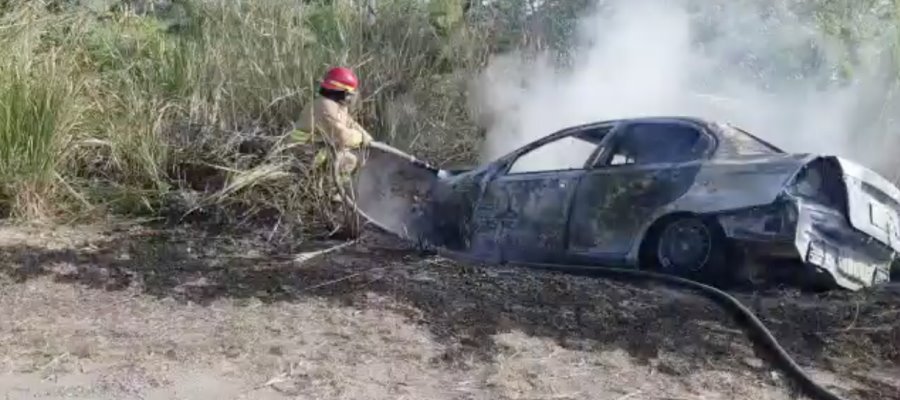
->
[0,0,899,234]
[0,6,81,219]
[0,0,495,230]
[0,65,67,219]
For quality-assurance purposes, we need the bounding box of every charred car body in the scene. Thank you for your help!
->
[351,116,900,291]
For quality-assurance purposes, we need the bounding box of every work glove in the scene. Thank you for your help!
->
[361,132,374,147]
[289,128,312,145]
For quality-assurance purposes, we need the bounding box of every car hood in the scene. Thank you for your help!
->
[349,142,444,240]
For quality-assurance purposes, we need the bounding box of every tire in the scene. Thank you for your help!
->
[891,258,900,282]
[640,214,733,285]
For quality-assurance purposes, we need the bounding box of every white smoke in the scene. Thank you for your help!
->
[470,0,900,176]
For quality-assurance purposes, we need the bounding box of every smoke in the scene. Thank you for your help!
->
[470,0,900,175]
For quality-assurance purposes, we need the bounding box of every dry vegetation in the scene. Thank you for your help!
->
[0,0,495,234]
[1,0,900,399]
[0,0,892,236]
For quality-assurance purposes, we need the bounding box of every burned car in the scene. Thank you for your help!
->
[350,116,900,291]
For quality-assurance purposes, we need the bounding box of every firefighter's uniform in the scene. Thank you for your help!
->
[290,66,373,237]
[293,96,373,183]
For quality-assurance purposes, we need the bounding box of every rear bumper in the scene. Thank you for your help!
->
[794,203,893,290]
[718,200,894,290]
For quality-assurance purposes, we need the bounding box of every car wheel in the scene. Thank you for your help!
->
[642,215,731,284]
[891,258,900,282]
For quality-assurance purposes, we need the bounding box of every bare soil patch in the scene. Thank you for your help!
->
[0,222,898,399]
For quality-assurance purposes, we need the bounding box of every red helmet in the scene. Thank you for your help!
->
[320,67,359,93]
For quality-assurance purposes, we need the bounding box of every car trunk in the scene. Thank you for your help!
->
[836,157,900,253]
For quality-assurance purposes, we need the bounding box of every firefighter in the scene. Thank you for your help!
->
[291,67,373,236]
[294,66,374,182]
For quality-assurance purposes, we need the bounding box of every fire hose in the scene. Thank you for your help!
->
[513,261,847,400]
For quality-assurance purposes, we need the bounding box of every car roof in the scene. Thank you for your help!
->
[568,115,711,128]
[559,115,785,154]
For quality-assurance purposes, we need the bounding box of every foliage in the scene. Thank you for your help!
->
[0,0,898,236]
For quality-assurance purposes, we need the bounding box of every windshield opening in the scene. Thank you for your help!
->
[715,123,783,156]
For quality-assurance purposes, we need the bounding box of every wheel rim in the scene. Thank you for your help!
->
[657,218,713,273]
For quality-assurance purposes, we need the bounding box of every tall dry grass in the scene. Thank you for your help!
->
[0,0,493,237]
[0,0,898,239]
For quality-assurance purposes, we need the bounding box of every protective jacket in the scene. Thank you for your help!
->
[295,97,372,150]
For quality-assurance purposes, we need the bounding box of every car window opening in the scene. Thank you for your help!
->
[507,125,611,174]
[715,122,782,155]
[508,136,599,174]
[604,123,706,166]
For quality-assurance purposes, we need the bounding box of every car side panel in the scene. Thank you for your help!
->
[621,154,815,261]
[666,157,809,210]
[567,163,701,259]
[470,170,583,263]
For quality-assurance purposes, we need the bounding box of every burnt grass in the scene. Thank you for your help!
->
[1,223,899,399]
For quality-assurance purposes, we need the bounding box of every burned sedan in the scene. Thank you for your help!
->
[351,116,900,291]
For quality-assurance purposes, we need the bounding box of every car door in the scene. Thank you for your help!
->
[565,120,714,264]
[468,125,613,263]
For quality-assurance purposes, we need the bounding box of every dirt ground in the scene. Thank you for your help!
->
[0,221,898,400]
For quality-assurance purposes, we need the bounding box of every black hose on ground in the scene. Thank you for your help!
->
[500,261,848,400]
[352,222,848,399]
